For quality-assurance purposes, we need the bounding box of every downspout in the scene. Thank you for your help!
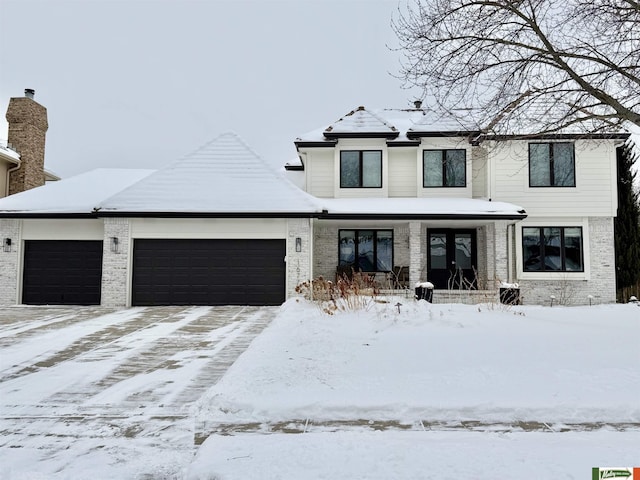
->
[507,224,514,283]
[6,159,21,196]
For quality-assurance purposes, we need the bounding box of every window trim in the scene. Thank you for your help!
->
[528,142,576,188]
[339,150,383,189]
[422,149,467,188]
[338,229,394,273]
[521,226,584,273]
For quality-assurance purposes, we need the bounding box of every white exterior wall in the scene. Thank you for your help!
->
[0,218,21,304]
[305,149,334,198]
[130,218,287,238]
[22,219,103,239]
[388,149,417,197]
[489,140,618,217]
[471,146,488,199]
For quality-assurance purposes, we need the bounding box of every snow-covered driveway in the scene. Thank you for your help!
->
[0,305,277,479]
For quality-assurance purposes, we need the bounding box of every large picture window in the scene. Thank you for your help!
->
[522,227,583,272]
[423,149,466,187]
[529,143,575,187]
[339,230,393,272]
[340,151,382,188]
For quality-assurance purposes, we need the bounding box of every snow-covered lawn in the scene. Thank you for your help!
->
[190,299,640,479]
[1,300,638,479]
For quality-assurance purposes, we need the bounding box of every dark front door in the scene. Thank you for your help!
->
[22,240,103,305]
[428,229,477,290]
[132,239,286,306]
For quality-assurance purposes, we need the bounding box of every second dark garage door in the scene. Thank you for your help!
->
[132,239,286,306]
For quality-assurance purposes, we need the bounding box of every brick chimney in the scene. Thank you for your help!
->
[6,89,48,195]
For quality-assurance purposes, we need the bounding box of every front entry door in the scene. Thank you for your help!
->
[428,229,477,290]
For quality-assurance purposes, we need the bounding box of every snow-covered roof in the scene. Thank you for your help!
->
[0,132,526,220]
[97,132,322,215]
[296,106,480,145]
[318,197,526,219]
[0,168,154,215]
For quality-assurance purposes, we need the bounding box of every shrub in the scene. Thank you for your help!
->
[295,271,380,314]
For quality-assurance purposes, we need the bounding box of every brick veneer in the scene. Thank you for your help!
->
[6,96,48,195]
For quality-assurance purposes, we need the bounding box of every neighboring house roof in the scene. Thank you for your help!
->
[44,169,61,181]
[96,132,322,217]
[0,168,155,216]
[0,140,20,164]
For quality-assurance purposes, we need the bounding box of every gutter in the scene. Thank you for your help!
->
[317,212,528,221]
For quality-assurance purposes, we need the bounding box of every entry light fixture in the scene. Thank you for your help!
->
[110,236,119,254]
[295,237,302,252]
[3,238,11,253]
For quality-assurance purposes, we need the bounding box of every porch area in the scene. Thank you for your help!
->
[312,219,518,302]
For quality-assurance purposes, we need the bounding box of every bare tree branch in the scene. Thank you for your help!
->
[392,0,640,134]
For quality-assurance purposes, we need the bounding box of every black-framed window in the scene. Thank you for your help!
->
[339,229,393,272]
[529,142,575,187]
[522,227,584,272]
[340,151,382,188]
[423,149,466,187]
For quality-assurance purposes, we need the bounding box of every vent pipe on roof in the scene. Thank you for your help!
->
[413,100,422,109]
[25,89,35,99]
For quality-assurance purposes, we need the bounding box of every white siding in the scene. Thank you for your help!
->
[22,219,104,239]
[490,140,618,217]
[388,148,418,197]
[130,218,287,238]
[0,163,8,197]
[306,149,334,197]
[472,146,488,198]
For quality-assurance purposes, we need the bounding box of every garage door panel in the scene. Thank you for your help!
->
[132,239,285,306]
[22,240,103,305]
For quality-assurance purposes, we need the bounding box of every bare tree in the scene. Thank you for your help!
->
[393,0,640,134]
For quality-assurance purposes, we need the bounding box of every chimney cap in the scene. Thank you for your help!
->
[413,99,423,109]
[25,89,35,99]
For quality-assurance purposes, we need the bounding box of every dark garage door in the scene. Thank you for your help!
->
[132,239,286,306]
[22,240,103,305]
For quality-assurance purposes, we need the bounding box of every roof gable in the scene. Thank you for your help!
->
[98,132,321,215]
[323,106,399,139]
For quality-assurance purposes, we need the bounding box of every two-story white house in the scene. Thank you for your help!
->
[290,105,629,305]
[0,101,629,307]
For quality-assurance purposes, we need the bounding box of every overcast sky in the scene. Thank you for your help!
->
[0,0,422,178]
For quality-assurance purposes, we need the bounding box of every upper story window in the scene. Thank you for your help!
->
[529,142,575,187]
[340,151,382,188]
[423,149,466,187]
[522,226,584,272]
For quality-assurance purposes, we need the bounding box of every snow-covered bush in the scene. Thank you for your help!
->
[295,272,380,314]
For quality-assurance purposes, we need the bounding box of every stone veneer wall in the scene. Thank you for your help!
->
[0,219,21,304]
[286,218,311,297]
[517,217,616,305]
[101,218,131,308]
